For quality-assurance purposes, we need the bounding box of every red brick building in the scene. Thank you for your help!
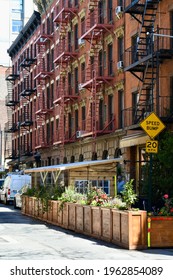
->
[5,0,173,197]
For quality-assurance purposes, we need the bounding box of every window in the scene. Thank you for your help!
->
[68,72,72,95]
[118,90,124,128]
[12,19,22,33]
[47,86,50,109]
[68,113,72,138]
[118,36,124,61]
[81,62,85,83]
[99,99,104,130]
[132,91,139,123]
[82,106,86,130]
[11,0,23,11]
[75,110,79,131]
[74,67,78,94]
[98,0,104,24]
[51,49,54,71]
[108,0,113,22]
[118,0,123,6]
[51,83,54,107]
[98,51,103,76]
[81,17,85,35]
[132,34,138,63]
[75,180,110,195]
[108,95,113,130]
[74,24,78,50]
[108,44,113,75]
[68,32,72,52]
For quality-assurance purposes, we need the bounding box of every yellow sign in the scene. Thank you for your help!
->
[146,140,158,153]
[140,112,165,139]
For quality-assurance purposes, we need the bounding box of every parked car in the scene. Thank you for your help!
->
[14,184,30,209]
[0,174,31,205]
[0,178,5,201]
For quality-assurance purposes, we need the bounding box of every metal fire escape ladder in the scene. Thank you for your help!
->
[135,1,160,122]
[126,0,160,123]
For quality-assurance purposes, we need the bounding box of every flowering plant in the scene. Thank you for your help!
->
[158,194,173,216]
[86,187,108,206]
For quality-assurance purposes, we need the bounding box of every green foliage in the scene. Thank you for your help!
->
[151,131,173,205]
[58,187,87,210]
[26,181,139,212]
[101,197,126,210]
[23,186,37,197]
[158,194,173,216]
[25,184,64,212]
[33,0,53,13]
[121,179,138,210]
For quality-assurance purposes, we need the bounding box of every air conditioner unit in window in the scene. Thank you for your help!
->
[40,37,45,43]
[78,83,83,90]
[76,130,85,138]
[115,6,123,16]
[117,61,124,70]
[78,38,85,45]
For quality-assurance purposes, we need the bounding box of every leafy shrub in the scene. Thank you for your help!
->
[121,179,138,210]
[150,194,173,216]
[102,197,126,209]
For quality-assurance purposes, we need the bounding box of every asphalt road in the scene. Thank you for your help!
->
[0,203,173,260]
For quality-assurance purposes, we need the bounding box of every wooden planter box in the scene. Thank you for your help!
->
[22,197,147,250]
[148,216,173,247]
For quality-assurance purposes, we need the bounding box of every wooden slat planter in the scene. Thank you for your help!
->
[68,203,76,230]
[101,208,112,242]
[22,196,147,250]
[52,201,59,224]
[75,204,84,232]
[148,216,173,247]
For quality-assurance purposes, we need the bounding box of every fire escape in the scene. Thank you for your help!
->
[19,49,37,98]
[124,0,173,128]
[4,67,19,161]
[19,50,36,156]
[53,0,79,145]
[77,0,114,144]
[34,21,54,149]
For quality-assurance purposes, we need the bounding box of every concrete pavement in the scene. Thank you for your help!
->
[0,203,173,260]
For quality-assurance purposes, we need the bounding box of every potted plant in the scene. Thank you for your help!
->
[21,180,147,250]
[148,194,173,247]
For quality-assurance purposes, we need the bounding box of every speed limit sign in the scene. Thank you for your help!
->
[146,140,158,153]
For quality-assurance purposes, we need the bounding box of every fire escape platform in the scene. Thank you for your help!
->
[20,121,33,127]
[5,74,19,81]
[54,51,78,64]
[35,34,53,45]
[54,7,78,23]
[80,24,113,40]
[35,108,53,115]
[124,1,145,14]
[34,71,54,80]
[124,53,152,72]
[81,76,114,89]
[6,100,19,106]
[20,58,36,68]
[54,95,79,105]
[20,88,36,97]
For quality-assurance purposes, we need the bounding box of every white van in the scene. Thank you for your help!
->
[0,174,31,205]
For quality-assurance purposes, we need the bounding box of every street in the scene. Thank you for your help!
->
[0,203,173,260]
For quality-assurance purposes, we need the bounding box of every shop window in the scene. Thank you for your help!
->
[75,180,110,194]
